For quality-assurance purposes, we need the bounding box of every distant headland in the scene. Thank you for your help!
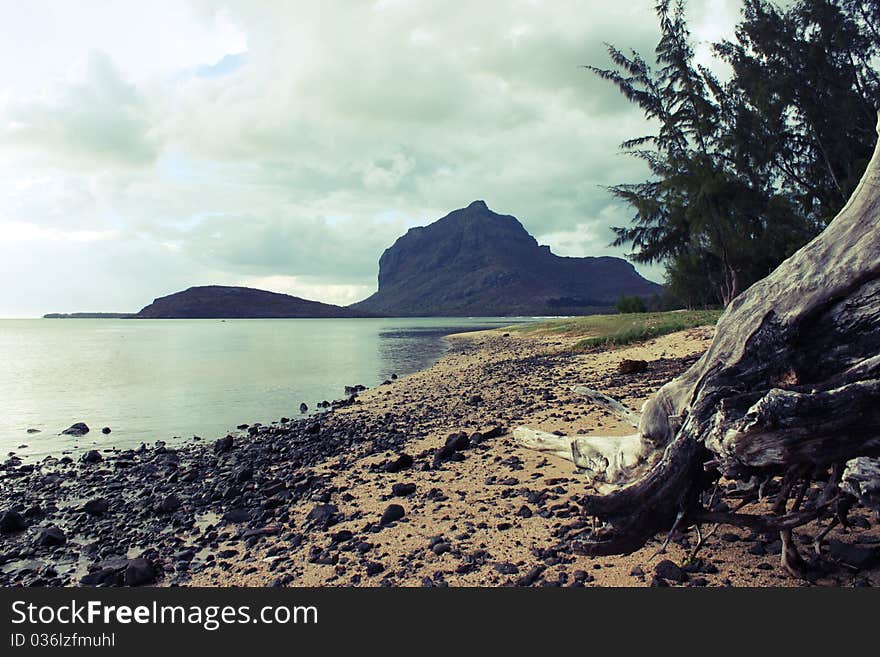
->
[44,201,662,319]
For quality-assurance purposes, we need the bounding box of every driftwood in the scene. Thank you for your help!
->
[515,116,880,572]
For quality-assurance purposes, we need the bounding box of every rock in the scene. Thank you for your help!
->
[26,428,41,434]
[516,565,546,587]
[331,530,353,544]
[36,527,67,548]
[654,559,687,583]
[62,422,89,436]
[305,504,339,529]
[431,542,452,556]
[467,394,483,406]
[494,562,519,575]
[81,568,122,587]
[828,540,879,570]
[445,432,470,451]
[81,450,102,464]
[222,508,251,524]
[515,505,533,518]
[101,427,112,434]
[124,558,154,586]
[214,435,234,454]
[391,483,416,497]
[380,504,405,525]
[83,498,110,515]
[365,561,385,576]
[384,453,413,473]
[299,403,308,413]
[618,359,649,374]
[0,510,27,533]
[157,494,181,514]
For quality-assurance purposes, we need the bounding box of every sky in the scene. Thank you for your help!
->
[0,0,742,317]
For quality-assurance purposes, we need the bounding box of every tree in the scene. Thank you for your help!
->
[594,0,880,307]
[616,295,647,313]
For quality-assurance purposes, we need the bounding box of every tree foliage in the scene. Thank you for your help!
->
[593,0,880,307]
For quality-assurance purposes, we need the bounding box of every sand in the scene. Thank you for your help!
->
[187,326,879,587]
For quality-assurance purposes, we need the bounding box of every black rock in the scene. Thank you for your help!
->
[299,403,308,413]
[380,504,405,526]
[445,432,471,451]
[214,435,234,453]
[391,483,416,497]
[384,453,414,473]
[828,540,880,570]
[101,427,112,434]
[654,559,687,583]
[222,508,252,524]
[515,505,533,518]
[157,494,181,514]
[83,498,110,515]
[494,562,519,575]
[36,527,67,548]
[0,510,27,533]
[431,542,452,556]
[365,561,385,576]
[81,568,122,587]
[124,558,154,586]
[516,565,546,587]
[331,530,354,544]
[62,422,89,436]
[306,504,339,529]
[81,450,102,464]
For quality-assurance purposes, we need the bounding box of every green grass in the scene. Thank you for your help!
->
[509,309,722,350]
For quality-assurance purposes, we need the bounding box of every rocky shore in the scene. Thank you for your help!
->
[2,327,878,587]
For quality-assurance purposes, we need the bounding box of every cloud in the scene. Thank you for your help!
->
[0,0,741,316]
[0,52,158,167]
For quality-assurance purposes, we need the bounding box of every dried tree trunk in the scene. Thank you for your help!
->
[515,115,880,559]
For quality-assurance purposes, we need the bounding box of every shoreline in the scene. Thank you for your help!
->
[1,326,878,587]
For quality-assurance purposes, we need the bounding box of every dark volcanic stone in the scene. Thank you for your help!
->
[62,422,90,436]
[81,568,122,587]
[618,359,649,374]
[0,510,27,533]
[306,504,339,529]
[214,435,234,453]
[654,560,687,583]
[391,483,416,497]
[124,558,154,586]
[101,427,112,434]
[828,540,879,570]
[157,494,181,514]
[384,453,413,473]
[36,527,67,548]
[83,498,110,515]
[365,562,385,576]
[81,450,102,464]
[445,432,470,451]
[222,508,252,524]
[380,504,405,526]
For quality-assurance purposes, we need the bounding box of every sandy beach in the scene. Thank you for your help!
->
[183,326,879,587]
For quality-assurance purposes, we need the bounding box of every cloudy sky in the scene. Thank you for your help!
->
[0,0,741,317]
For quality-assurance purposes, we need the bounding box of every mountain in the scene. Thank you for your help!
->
[134,286,372,319]
[350,201,662,316]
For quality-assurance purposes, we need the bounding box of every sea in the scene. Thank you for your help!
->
[0,317,533,462]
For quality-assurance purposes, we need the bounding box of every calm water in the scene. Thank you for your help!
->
[0,317,529,461]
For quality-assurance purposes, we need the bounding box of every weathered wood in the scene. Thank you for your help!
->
[516,114,880,559]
